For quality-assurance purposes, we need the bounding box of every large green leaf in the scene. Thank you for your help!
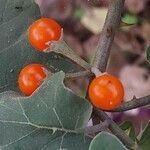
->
[89,132,127,150]
[0,72,92,149]
[146,46,150,64]
[138,122,150,150]
[0,0,33,25]
[0,0,41,93]
[0,2,40,51]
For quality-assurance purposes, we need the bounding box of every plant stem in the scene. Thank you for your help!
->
[65,70,150,111]
[94,108,137,149]
[91,0,125,72]
[110,95,150,112]
[84,120,110,136]
[66,70,93,79]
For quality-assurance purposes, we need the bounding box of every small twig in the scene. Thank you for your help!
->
[94,108,137,149]
[65,70,93,79]
[91,0,125,72]
[110,95,150,112]
[75,120,110,138]
[84,120,111,136]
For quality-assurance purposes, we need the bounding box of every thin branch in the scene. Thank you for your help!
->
[91,0,125,72]
[65,70,93,79]
[89,0,139,149]
[76,120,110,137]
[94,108,138,149]
[84,120,110,136]
[65,70,150,110]
[110,95,150,112]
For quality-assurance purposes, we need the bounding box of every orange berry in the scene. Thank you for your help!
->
[28,18,61,51]
[18,64,47,96]
[88,74,124,110]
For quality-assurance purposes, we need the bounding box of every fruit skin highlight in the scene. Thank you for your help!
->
[18,64,47,96]
[88,74,124,110]
[28,18,61,51]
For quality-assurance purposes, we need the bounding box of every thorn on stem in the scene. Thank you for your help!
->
[106,26,113,37]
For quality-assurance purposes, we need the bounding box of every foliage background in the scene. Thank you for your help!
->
[0,0,149,149]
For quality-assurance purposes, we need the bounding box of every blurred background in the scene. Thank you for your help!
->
[36,0,150,135]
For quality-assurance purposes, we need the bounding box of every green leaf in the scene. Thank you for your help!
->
[0,0,33,24]
[73,7,84,20]
[0,72,92,149]
[146,46,150,64]
[89,132,127,150]
[0,2,40,51]
[138,122,150,150]
[120,121,136,141]
[121,14,139,25]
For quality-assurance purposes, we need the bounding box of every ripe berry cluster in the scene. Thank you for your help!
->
[18,18,124,111]
[18,18,61,96]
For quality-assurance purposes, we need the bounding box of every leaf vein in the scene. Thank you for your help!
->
[0,120,77,133]
[0,128,39,148]
[18,100,30,122]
